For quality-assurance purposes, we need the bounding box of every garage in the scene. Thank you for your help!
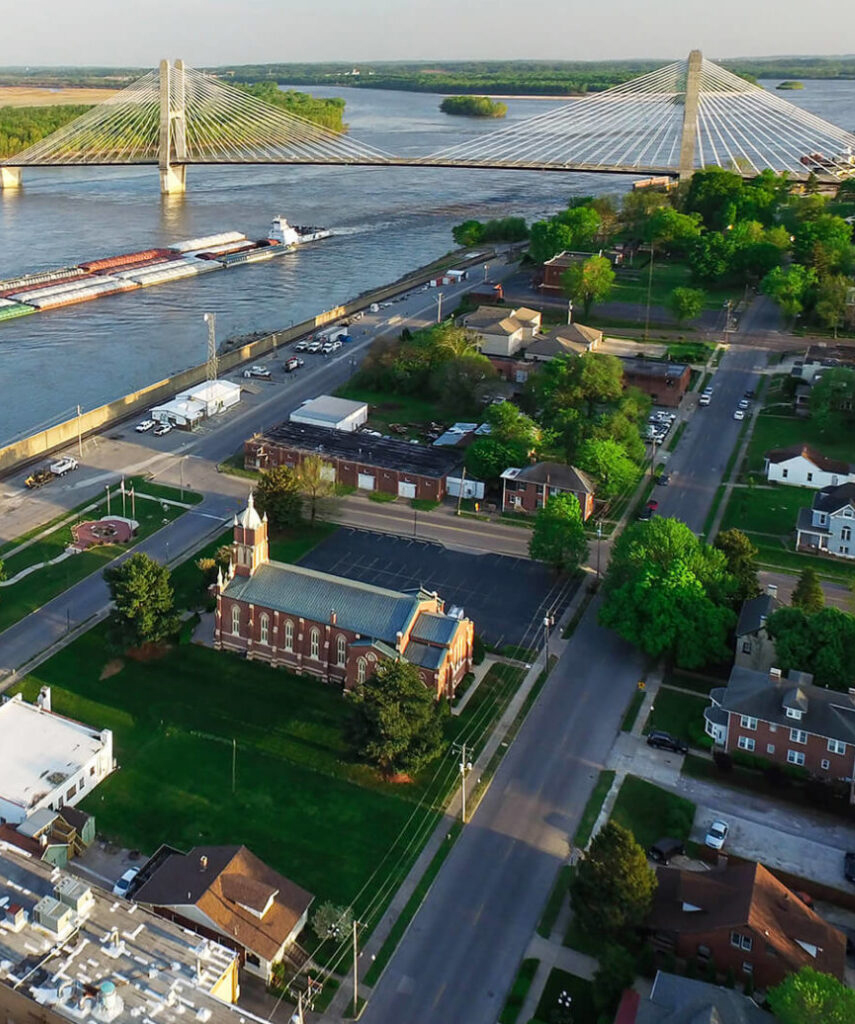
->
[358,473,375,491]
[398,481,416,499]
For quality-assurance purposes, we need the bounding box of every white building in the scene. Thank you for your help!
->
[151,379,241,429]
[0,691,114,826]
[764,443,855,489]
[289,395,368,432]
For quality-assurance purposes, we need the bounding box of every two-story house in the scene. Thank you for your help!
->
[459,305,541,358]
[703,665,855,780]
[213,495,474,697]
[647,861,845,991]
[795,481,855,559]
[500,461,595,519]
[734,588,780,672]
[764,443,855,489]
[524,322,603,362]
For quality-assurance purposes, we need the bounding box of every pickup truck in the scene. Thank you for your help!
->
[243,365,271,380]
[50,456,79,477]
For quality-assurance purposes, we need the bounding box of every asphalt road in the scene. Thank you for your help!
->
[653,344,765,534]
[361,600,644,1024]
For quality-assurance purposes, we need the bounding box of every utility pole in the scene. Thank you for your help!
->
[644,246,654,343]
[567,299,573,325]
[231,738,236,794]
[352,920,359,1018]
[76,404,83,458]
[543,614,553,667]
[204,313,218,381]
[455,465,467,516]
[596,522,603,579]
[483,263,489,282]
[121,478,126,519]
[435,291,443,323]
[105,484,110,516]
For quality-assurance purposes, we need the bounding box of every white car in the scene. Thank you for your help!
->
[705,819,729,850]
[307,341,322,353]
[135,419,156,433]
[733,409,745,421]
[153,422,173,437]
[112,867,140,898]
[738,398,750,410]
[294,340,309,352]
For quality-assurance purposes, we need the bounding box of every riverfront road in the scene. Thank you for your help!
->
[360,601,644,1024]
[653,345,764,534]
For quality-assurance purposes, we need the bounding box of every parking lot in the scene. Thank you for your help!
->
[298,528,578,647]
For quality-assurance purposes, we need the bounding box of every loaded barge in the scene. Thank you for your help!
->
[0,217,331,323]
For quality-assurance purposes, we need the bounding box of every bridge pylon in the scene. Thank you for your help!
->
[159,59,187,195]
[678,49,703,181]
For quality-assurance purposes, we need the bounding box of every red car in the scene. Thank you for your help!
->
[647,499,659,511]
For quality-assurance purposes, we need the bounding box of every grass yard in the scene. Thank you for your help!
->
[620,689,646,732]
[644,688,711,749]
[573,769,616,849]
[610,260,738,311]
[334,385,442,437]
[719,485,806,537]
[12,634,428,908]
[610,775,696,850]
[744,413,855,477]
[534,969,597,1024]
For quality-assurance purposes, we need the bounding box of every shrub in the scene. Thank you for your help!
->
[712,750,733,773]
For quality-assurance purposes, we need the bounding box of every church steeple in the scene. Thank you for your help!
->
[232,492,269,577]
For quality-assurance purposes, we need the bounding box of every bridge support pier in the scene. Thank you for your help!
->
[0,167,22,189]
[159,58,187,194]
[159,164,186,195]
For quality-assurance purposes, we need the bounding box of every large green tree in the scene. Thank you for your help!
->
[793,213,853,274]
[761,264,818,321]
[292,454,336,524]
[529,493,589,573]
[767,966,855,1024]
[348,659,448,776]
[592,945,637,1016]
[106,552,179,649]
[561,255,616,316]
[714,529,761,603]
[791,567,825,614]
[486,401,544,452]
[577,438,637,499]
[816,274,851,338]
[766,607,855,690]
[570,821,657,939]
[667,286,706,325]
[645,206,703,255]
[464,437,522,482]
[684,167,745,230]
[809,367,855,434]
[254,466,302,530]
[599,518,736,668]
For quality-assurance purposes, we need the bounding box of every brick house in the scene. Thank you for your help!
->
[213,496,473,697]
[245,422,462,502]
[795,481,855,560]
[647,862,846,990]
[734,589,780,672]
[620,358,690,407]
[703,665,855,780]
[500,461,595,520]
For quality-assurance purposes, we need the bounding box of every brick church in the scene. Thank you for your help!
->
[213,495,474,697]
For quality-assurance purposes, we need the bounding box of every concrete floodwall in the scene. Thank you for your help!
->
[0,248,495,475]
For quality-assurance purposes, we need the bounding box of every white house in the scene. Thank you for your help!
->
[0,690,114,825]
[289,395,368,432]
[459,306,542,357]
[764,443,855,489]
[177,379,241,417]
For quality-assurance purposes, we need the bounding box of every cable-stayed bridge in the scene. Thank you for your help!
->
[2,50,854,193]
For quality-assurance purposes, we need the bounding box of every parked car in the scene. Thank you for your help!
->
[135,419,156,433]
[112,867,140,898]
[733,409,745,420]
[705,819,730,850]
[647,499,659,511]
[153,423,173,437]
[845,851,855,883]
[648,838,685,864]
[658,472,671,486]
[738,398,750,410]
[637,507,655,521]
[294,340,309,352]
[698,394,711,406]
[744,388,756,398]
[243,365,271,380]
[284,356,304,373]
[307,341,322,353]
[646,730,688,754]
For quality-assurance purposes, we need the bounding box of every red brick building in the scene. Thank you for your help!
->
[245,422,463,502]
[704,666,855,781]
[621,358,691,407]
[213,496,473,697]
[648,862,845,990]
[500,461,595,520]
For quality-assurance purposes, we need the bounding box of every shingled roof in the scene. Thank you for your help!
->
[765,443,851,476]
[813,482,855,514]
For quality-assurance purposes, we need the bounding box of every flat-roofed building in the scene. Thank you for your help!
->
[289,395,368,432]
[621,358,690,407]
[0,691,113,826]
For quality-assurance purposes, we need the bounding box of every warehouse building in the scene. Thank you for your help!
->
[151,379,241,428]
[289,395,368,432]
[245,422,462,501]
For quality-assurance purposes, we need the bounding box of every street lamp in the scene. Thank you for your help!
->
[596,522,603,579]
[567,299,573,326]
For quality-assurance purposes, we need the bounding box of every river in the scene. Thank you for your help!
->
[0,78,853,446]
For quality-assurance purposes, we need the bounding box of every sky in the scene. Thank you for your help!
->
[3,0,855,67]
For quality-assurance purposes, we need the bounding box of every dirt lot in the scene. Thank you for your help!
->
[0,86,116,107]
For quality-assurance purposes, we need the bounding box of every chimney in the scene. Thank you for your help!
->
[767,583,778,598]
[330,609,337,626]
[200,855,208,871]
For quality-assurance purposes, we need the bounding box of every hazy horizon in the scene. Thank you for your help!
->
[3,0,854,68]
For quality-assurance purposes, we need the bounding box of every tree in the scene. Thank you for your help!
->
[645,206,703,255]
[463,437,522,482]
[347,659,448,777]
[561,255,616,316]
[793,213,853,274]
[253,466,302,530]
[684,167,745,230]
[529,493,589,573]
[555,204,601,249]
[714,529,761,603]
[809,367,855,434]
[688,232,736,284]
[667,286,706,325]
[106,552,178,649]
[312,901,354,942]
[792,567,825,614]
[529,219,578,264]
[485,401,543,452]
[577,438,637,499]
[767,966,855,1024]
[292,454,336,525]
[570,821,657,939]
[431,351,497,416]
[816,274,850,337]
[761,264,817,321]
[599,518,736,668]
[766,607,855,690]
[592,944,637,1015]
[451,219,484,246]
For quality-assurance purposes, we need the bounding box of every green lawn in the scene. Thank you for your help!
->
[610,775,696,850]
[744,413,855,477]
[610,261,738,311]
[644,688,711,749]
[719,485,807,537]
[573,769,616,849]
[620,689,646,732]
[534,969,597,1024]
[334,385,443,436]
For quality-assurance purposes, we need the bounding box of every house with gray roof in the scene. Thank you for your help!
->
[213,495,474,697]
[501,461,595,519]
[704,664,855,779]
[524,322,603,362]
[616,971,772,1024]
[796,481,855,560]
[734,588,781,672]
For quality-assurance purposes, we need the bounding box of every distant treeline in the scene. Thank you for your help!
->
[234,82,346,132]
[439,95,507,117]
[0,104,90,159]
